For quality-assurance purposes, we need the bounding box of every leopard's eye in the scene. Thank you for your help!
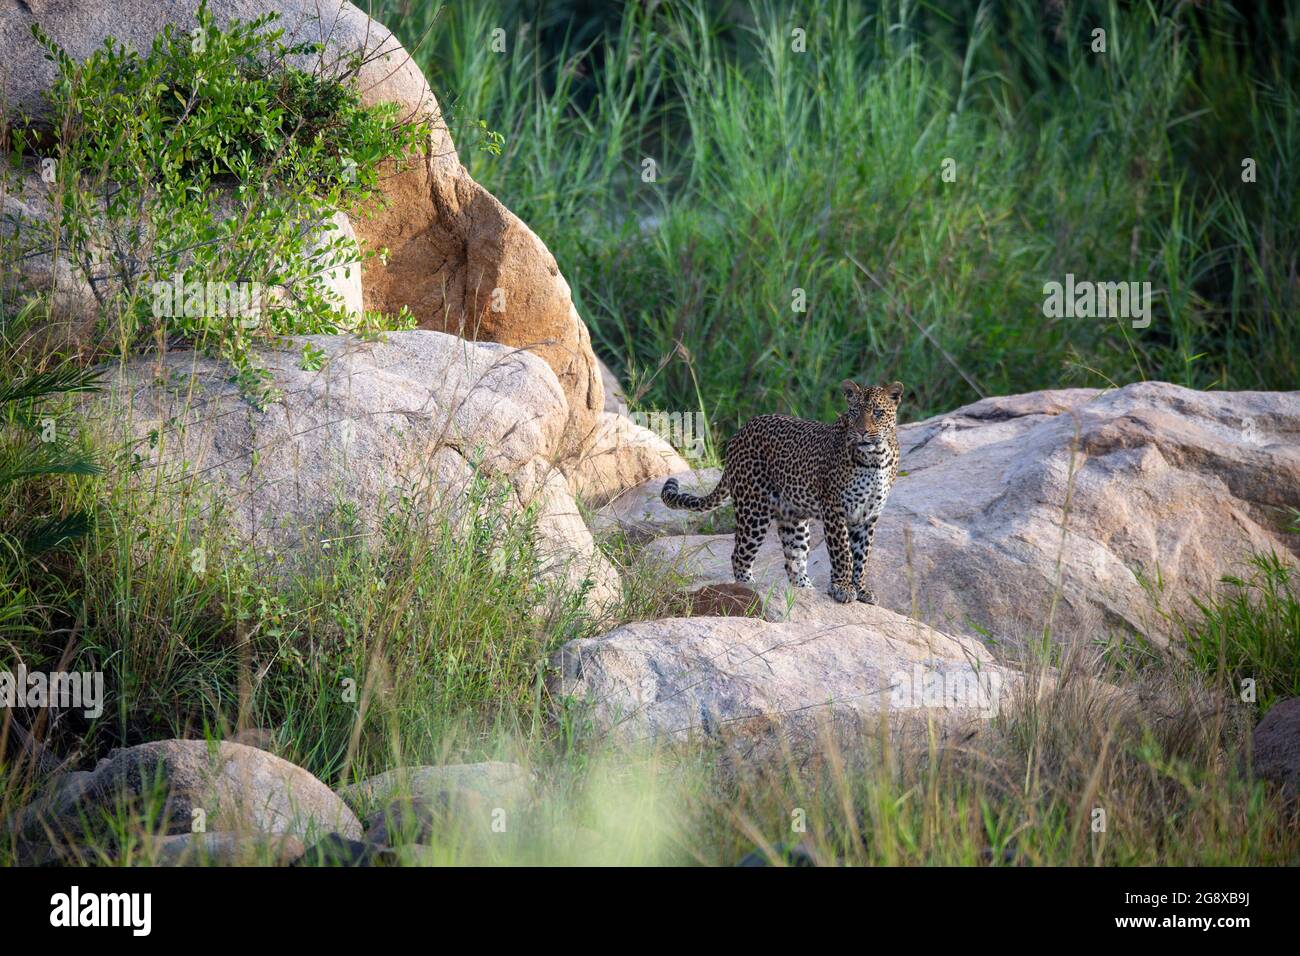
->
[873,407,884,419]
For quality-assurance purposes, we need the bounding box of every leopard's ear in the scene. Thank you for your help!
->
[840,379,862,403]
[885,381,904,405]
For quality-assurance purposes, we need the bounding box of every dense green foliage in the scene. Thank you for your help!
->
[381,0,1298,434]
[10,0,426,398]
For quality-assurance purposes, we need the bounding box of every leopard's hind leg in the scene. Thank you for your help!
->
[731,495,770,584]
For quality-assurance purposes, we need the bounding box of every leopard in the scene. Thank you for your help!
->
[660,379,903,604]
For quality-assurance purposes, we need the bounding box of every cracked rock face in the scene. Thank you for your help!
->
[0,0,604,454]
[93,330,621,609]
[618,383,1300,646]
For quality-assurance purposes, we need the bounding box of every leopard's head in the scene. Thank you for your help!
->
[840,379,904,454]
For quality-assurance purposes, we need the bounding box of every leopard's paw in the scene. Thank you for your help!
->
[790,574,814,589]
[828,583,856,604]
[856,589,877,605]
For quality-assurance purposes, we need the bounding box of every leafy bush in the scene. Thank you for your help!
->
[14,0,428,397]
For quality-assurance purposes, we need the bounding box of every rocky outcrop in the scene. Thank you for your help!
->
[92,330,621,608]
[360,162,604,458]
[7,740,360,847]
[549,603,1016,752]
[616,383,1300,646]
[0,0,604,454]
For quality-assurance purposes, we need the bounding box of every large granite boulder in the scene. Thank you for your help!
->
[91,330,621,608]
[549,604,1017,753]
[562,411,690,506]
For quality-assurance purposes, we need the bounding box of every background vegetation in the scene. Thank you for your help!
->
[379,0,1298,431]
[1,0,1297,866]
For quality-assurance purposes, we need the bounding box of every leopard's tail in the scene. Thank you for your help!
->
[660,472,729,511]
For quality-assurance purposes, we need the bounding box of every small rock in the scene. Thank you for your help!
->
[293,833,379,868]
[386,843,437,866]
[980,845,1020,866]
[736,841,819,867]
[149,831,304,866]
[363,788,491,847]
[12,839,88,867]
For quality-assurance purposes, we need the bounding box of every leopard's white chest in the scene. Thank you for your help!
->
[842,466,893,526]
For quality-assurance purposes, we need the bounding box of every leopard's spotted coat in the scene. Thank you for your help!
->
[661,380,903,604]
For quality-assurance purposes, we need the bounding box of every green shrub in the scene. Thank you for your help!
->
[15,0,429,398]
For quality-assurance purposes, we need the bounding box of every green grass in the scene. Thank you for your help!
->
[378,0,1299,431]
[7,628,1297,866]
[1181,552,1300,717]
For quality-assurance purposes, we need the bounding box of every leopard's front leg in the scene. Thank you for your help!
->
[824,511,856,603]
[850,516,878,604]
[777,518,814,588]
